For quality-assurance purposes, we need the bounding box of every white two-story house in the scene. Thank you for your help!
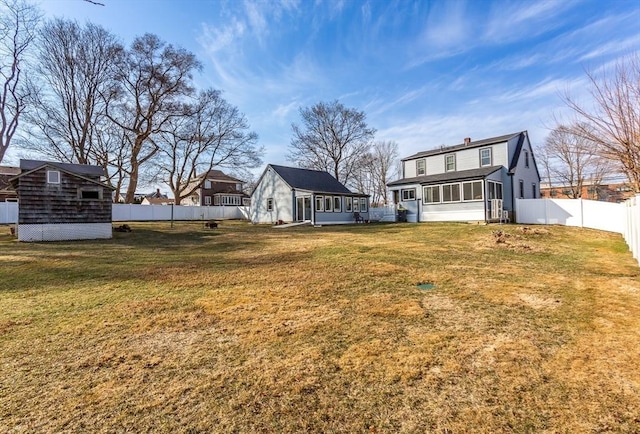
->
[387,131,540,222]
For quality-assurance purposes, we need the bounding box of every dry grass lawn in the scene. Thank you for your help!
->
[0,221,639,433]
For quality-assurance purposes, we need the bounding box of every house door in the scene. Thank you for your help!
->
[296,196,312,221]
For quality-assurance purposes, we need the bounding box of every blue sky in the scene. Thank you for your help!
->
[33,0,640,177]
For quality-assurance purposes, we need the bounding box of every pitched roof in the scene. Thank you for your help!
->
[388,166,502,187]
[203,169,243,183]
[268,164,355,195]
[402,132,522,161]
[20,159,106,177]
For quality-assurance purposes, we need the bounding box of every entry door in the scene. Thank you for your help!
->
[296,196,312,221]
[303,197,311,220]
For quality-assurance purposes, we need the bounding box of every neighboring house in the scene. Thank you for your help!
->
[540,181,636,203]
[9,159,114,242]
[250,164,370,225]
[141,197,174,205]
[388,131,540,222]
[0,166,20,202]
[181,169,250,206]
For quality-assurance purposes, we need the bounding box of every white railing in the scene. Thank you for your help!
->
[516,197,640,265]
[369,205,396,222]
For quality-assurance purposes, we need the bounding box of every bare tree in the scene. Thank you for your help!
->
[542,124,611,198]
[154,89,261,205]
[564,53,640,192]
[24,19,123,164]
[0,0,39,163]
[288,100,375,185]
[108,33,201,203]
[369,140,398,205]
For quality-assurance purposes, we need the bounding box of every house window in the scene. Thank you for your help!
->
[445,154,456,172]
[532,183,537,199]
[236,183,242,191]
[480,148,492,167]
[205,196,212,205]
[488,181,503,200]
[266,198,273,212]
[47,170,60,184]
[333,196,341,212]
[345,197,353,212]
[78,189,102,200]
[204,180,212,189]
[519,180,524,199]
[315,196,324,212]
[442,183,460,202]
[462,180,483,201]
[353,197,360,212]
[359,198,368,212]
[524,150,530,168]
[324,196,333,212]
[423,185,440,203]
[416,159,426,176]
[401,188,416,201]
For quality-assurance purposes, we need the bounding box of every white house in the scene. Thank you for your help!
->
[387,131,540,222]
[250,164,370,225]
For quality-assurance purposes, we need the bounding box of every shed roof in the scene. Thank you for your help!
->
[20,159,106,177]
[268,164,355,195]
[388,166,502,187]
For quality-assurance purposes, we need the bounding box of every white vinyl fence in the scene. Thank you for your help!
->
[516,197,640,264]
[369,205,396,222]
[0,201,18,224]
[0,203,249,224]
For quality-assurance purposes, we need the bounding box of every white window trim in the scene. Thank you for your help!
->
[324,196,333,212]
[423,185,441,204]
[333,196,341,212]
[532,183,537,199]
[205,196,212,205]
[315,196,324,212]
[524,150,530,168]
[462,180,483,202]
[445,154,456,172]
[204,180,212,189]
[416,159,426,176]
[488,180,503,200]
[266,198,273,212]
[480,148,492,167]
[360,198,368,212]
[519,180,525,199]
[353,198,360,212]
[401,188,416,201]
[441,182,461,203]
[47,170,60,184]
[345,197,353,212]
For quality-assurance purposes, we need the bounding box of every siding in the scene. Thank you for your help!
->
[16,169,111,224]
[250,167,294,223]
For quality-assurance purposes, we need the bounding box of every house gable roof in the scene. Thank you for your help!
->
[388,166,502,187]
[203,169,243,183]
[402,132,522,161]
[267,164,355,195]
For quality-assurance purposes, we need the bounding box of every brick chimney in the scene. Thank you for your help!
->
[464,137,471,146]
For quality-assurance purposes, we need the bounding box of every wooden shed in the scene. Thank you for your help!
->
[10,159,114,242]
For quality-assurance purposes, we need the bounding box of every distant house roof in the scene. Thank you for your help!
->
[143,197,174,205]
[203,169,243,183]
[0,166,20,198]
[388,166,502,187]
[20,159,106,177]
[267,164,360,196]
[402,132,521,161]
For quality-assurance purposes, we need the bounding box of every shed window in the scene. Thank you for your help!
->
[79,189,101,200]
[47,170,60,184]
[266,198,273,212]
[333,197,341,212]
[416,159,426,176]
[462,181,483,201]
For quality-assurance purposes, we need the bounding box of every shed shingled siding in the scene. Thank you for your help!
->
[17,168,112,224]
